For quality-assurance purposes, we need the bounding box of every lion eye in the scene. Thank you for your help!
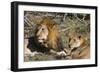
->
[42,28,45,31]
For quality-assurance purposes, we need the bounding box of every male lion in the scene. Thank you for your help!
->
[33,17,67,56]
[68,34,90,59]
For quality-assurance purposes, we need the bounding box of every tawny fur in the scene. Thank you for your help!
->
[68,34,90,59]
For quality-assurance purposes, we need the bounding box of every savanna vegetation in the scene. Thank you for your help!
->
[24,11,90,62]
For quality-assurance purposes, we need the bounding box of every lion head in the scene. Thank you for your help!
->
[68,34,84,50]
[68,33,90,59]
[34,17,61,51]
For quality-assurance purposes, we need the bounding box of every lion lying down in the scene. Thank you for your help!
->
[24,17,67,59]
[68,34,90,59]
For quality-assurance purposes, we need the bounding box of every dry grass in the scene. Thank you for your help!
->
[24,11,90,62]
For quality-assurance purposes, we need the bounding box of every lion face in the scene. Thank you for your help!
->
[35,24,49,45]
[68,35,84,49]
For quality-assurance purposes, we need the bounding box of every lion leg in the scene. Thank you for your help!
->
[50,49,67,57]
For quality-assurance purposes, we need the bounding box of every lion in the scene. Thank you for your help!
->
[68,33,90,59]
[33,17,67,56]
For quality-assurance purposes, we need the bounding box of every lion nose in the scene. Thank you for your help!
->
[36,33,40,37]
[36,33,41,38]
[36,35,39,37]
[36,30,41,37]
